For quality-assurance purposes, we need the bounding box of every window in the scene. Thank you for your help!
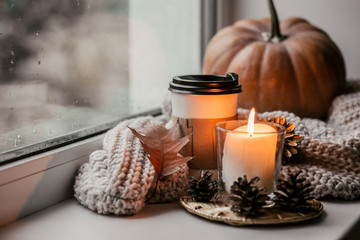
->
[0,0,205,163]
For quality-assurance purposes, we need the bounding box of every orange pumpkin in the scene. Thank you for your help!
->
[203,0,346,119]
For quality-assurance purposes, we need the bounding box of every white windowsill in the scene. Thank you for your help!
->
[0,133,104,227]
[0,198,359,240]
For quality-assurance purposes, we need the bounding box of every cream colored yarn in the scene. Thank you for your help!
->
[74,117,188,215]
[238,80,360,200]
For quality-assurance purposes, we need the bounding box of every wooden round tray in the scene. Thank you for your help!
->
[180,196,323,226]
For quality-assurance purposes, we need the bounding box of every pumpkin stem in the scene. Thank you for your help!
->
[267,0,286,42]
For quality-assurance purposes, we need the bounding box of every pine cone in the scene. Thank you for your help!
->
[187,170,218,202]
[229,175,269,217]
[264,116,302,163]
[274,171,314,211]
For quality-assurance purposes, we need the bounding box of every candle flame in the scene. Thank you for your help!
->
[248,108,255,135]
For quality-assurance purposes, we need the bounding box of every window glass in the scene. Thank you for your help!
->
[0,0,201,162]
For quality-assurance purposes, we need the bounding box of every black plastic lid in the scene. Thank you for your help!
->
[169,73,242,95]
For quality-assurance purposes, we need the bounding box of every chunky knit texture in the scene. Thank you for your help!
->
[235,80,360,200]
[74,117,188,215]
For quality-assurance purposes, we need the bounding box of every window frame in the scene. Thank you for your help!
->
[0,108,161,165]
[0,0,217,165]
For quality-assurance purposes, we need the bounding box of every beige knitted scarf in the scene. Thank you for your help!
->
[74,117,188,215]
[74,80,360,215]
[240,80,360,200]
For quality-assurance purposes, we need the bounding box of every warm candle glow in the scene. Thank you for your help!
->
[247,108,255,135]
[221,107,279,193]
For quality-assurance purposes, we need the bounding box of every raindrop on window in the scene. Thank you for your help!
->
[36,31,40,36]
[17,135,21,140]
[10,3,14,8]
[11,50,15,56]
[38,60,41,65]
[33,129,37,134]
[10,59,14,64]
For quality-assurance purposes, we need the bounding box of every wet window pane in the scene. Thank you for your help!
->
[0,0,201,162]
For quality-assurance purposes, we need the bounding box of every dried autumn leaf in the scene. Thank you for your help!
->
[129,121,192,177]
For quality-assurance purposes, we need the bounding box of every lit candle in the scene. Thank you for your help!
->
[222,108,277,194]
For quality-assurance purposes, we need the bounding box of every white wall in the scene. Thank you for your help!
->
[227,0,360,78]
[129,0,201,113]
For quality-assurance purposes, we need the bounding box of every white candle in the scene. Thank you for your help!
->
[222,109,277,194]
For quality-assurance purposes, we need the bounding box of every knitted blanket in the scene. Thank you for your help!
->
[256,80,360,200]
[74,117,188,215]
[74,80,360,216]
[165,79,359,200]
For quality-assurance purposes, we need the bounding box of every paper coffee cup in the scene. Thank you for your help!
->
[168,73,242,169]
